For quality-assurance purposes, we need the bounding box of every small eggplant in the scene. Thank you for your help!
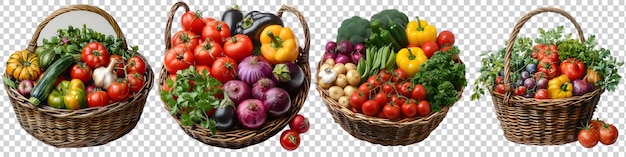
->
[235,11,284,46]
[214,94,238,131]
[221,4,243,35]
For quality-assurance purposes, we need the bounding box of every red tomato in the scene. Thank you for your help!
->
[441,46,452,52]
[195,65,211,76]
[108,79,130,102]
[534,71,548,79]
[204,17,215,24]
[416,100,431,117]
[437,30,455,47]
[202,21,231,45]
[223,34,253,63]
[538,57,561,79]
[171,31,201,50]
[289,114,310,134]
[126,55,146,75]
[81,42,109,69]
[495,84,506,94]
[127,72,145,93]
[70,62,92,83]
[377,70,392,82]
[358,83,372,96]
[390,94,405,106]
[109,55,125,77]
[279,130,300,151]
[412,84,427,100]
[401,101,418,118]
[397,82,413,98]
[598,123,618,145]
[534,89,550,99]
[180,11,205,35]
[495,76,504,84]
[194,39,224,66]
[211,57,238,83]
[590,118,605,130]
[383,103,401,120]
[164,46,194,74]
[373,92,388,105]
[392,68,408,82]
[87,91,109,108]
[560,58,585,80]
[367,76,382,88]
[163,74,177,91]
[361,100,381,117]
[514,86,527,96]
[381,83,394,94]
[578,125,599,148]
[421,41,439,58]
[531,44,559,61]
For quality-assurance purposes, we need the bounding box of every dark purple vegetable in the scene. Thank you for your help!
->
[18,80,34,97]
[354,43,365,54]
[263,88,292,117]
[520,71,530,80]
[221,4,244,35]
[526,63,537,74]
[523,92,534,98]
[238,56,272,85]
[223,80,251,104]
[237,99,266,129]
[272,62,304,93]
[252,78,276,100]
[86,84,97,94]
[337,40,353,55]
[325,41,337,53]
[214,94,237,131]
[572,79,594,96]
[351,52,363,64]
[523,78,536,89]
[536,78,548,89]
[323,52,336,61]
[334,54,350,64]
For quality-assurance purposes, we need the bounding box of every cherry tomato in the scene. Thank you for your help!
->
[377,70,392,82]
[70,62,92,83]
[381,83,395,95]
[81,42,109,69]
[437,30,455,47]
[495,76,504,84]
[421,41,439,58]
[373,92,388,105]
[180,10,205,35]
[495,84,506,94]
[279,130,300,151]
[211,57,238,83]
[358,83,372,96]
[412,84,427,100]
[367,76,382,88]
[416,100,431,117]
[108,79,130,102]
[350,92,368,112]
[397,82,413,98]
[392,68,408,82]
[383,103,401,120]
[390,94,405,106]
[578,125,599,148]
[126,55,147,75]
[127,72,145,93]
[514,86,527,96]
[401,101,418,118]
[87,91,109,108]
[534,89,550,99]
[361,100,381,117]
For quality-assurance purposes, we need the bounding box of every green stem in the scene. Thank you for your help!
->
[415,16,424,31]
[407,48,416,60]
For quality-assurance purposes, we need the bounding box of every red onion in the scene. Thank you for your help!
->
[252,78,276,100]
[335,54,350,64]
[337,40,353,55]
[18,80,34,97]
[223,80,251,104]
[325,41,337,53]
[354,43,365,54]
[237,99,266,129]
[351,52,363,64]
[86,84,97,93]
[572,79,594,96]
[323,52,336,61]
[238,56,272,85]
[262,88,291,117]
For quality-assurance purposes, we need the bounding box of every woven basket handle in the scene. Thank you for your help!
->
[502,7,585,105]
[26,4,127,52]
[277,5,311,63]
[164,2,190,50]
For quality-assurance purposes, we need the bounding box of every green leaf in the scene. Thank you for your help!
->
[180,113,193,126]
[2,76,16,88]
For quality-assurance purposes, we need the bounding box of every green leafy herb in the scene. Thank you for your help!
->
[3,76,16,88]
[40,24,133,59]
[411,46,466,111]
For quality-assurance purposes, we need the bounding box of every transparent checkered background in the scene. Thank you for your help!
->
[1,0,624,156]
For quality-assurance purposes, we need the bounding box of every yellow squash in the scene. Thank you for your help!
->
[6,50,41,81]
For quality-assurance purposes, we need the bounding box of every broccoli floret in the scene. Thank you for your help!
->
[371,9,409,29]
[337,16,371,44]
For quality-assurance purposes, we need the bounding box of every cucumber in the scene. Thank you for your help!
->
[29,54,80,105]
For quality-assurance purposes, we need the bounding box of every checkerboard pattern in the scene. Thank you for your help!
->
[0,0,624,156]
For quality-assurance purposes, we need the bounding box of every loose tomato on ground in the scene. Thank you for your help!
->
[202,20,231,45]
[377,70,392,82]
[538,57,561,79]
[416,100,431,117]
[180,10,205,35]
[590,118,605,130]
[361,100,381,117]
[401,101,418,118]
[164,46,195,74]
[373,92,388,105]
[171,31,201,50]
[211,57,238,83]
[598,123,618,145]
[560,58,585,80]
[392,68,408,82]
[127,72,145,93]
[381,83,394,94]
[126,55,146,74]
[383,103,401,120]
[194,39,224,66]
[578,125,599,148]
[534,89,550,99]
[70,62,92,83]
[279,130,300,151]
[108,79,130,102]
[82,42,110,69]
[87,90,109,108]
[397,82,413,98]
[109,55,125,77]
[531,44,558,61]
[223,34,253,63]
[421,41,439,58]
[412,84,427,100]
[437,31,455,47]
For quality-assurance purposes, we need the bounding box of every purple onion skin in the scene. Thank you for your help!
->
[523,78,536,89]
[237,99,267,129]
[238,56,272,85]
[18,80,34,97]
[252,78,276,100]
[325,41,337,53]
[223,80,251,105]
[351,52,363,64]
[272,62,304,93]
[536,78,548,89]
[86,84,97,94]
[354,43,365,54]
[262,88,292,117]
[520,71,530,80]
[334,54,350,64]
[572,79,593,96]
[337,40,354,55]
[323,52,336,61]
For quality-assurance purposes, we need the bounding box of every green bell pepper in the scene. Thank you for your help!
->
[47,79,87,110]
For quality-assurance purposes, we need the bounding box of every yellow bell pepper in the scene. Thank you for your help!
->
[260,25,299,64]
[547,75,573,99]
[396,47,428,77]
[406,16,437,47]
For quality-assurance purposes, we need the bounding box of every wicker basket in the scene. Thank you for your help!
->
[4,4,154,148]
[317,58,465,146]
[158,2,311,149]
[490,7,604,145]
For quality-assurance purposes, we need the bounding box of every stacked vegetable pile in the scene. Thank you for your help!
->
[5,25,147,110]
[317,9,466,145]
[159,2,310,150]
